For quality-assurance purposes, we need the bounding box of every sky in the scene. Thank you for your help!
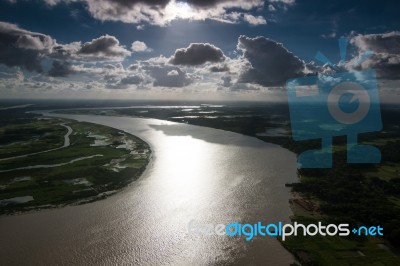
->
[0,0,399,102]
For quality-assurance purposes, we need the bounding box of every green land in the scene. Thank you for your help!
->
[282,138,400,266]
[0,116,151,215]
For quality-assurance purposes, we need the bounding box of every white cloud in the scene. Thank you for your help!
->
[43,0,62,6]
[268,0,295,5]
[131,41,152,52]
[321,32,337,39]
[243,14,267,25]
[267,0,295,11]
[167,69,179,76]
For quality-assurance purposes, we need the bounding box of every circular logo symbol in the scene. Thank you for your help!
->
[327,82,370,125]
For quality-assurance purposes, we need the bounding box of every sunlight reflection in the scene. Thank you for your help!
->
[154,135,215,206]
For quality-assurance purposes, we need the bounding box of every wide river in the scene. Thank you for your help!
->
[0,114,298,265]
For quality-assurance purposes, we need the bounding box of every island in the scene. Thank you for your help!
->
[0,114,151,215]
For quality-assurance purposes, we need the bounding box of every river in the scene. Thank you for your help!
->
[0,114,298,265]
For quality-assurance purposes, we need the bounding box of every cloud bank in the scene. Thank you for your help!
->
[237,35,306,86]
[1,20,399,100]
[18,0,274,26]
[348,32,400,79]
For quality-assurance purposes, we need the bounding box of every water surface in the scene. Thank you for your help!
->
[0,114,298,265]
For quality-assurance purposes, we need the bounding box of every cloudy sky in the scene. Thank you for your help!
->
[0,0,399,102]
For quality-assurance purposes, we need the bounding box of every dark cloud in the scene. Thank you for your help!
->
[119,75,144,85]
[87,0,170,10]
[0,21,131,79]
[349,32,400,79]
[237,35,305,86]
[51,36,130,62]
[220,75,232,87]
[170,43,225,66]
[104,64,117,70]
[181,0,265,10]
[50,44,76,61]
[98,0,169,7]
[16,34,50,50]
[85,0,170,24]
[209,64,229,72]
[351,31,400,54]
[78,35,131,60]
[145,65,192,87]
[48,60,74,77]
[180,0,231,7]
[0,22,55,72]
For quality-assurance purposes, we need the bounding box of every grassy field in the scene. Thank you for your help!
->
[283,201,400,266]
[283,137,400,266]
[0,118,66,159]
[0,116,151,215]
[283,229,400,265]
